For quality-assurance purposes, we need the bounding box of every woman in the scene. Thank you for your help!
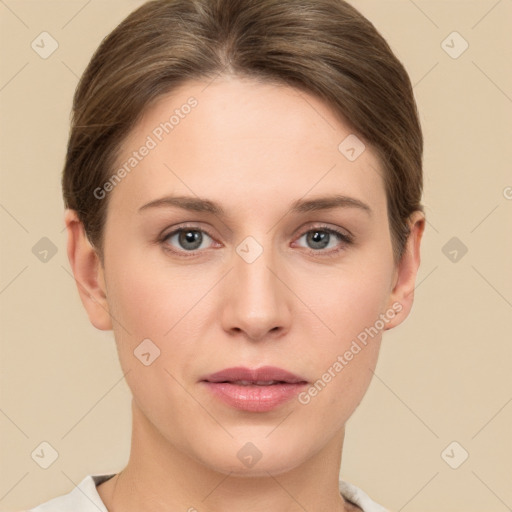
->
[29,0,425,510]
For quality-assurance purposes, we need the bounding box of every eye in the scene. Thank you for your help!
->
[161,226,217,256]
[294,225,353,256]
[158,223,353,258]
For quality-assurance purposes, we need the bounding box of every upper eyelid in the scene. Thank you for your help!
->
[162,223,352,247]
[163,222,349,237]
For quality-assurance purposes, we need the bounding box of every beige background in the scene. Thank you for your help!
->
[1,0,511,511]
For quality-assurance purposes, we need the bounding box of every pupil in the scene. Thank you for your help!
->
[180,230,202,250]
[176,229,331,251]
[309,230,328,249]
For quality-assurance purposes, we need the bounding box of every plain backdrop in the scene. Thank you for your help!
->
[1,1,511,511]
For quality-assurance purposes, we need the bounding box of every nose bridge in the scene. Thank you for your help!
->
[221,233,290,339]
[235,234,282,308]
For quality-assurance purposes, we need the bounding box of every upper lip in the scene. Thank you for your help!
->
[201,366,308,384]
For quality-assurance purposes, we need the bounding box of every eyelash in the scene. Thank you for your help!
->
[158,224,354,259]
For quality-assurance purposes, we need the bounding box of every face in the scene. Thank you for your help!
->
[79,76,419,476]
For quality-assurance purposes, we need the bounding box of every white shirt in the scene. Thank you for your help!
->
[27,474,390,512]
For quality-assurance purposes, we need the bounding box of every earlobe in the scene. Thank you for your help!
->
[64,209,113,331]
[384,210,426,330]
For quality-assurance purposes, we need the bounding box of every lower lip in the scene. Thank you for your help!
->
[202,381,308,412]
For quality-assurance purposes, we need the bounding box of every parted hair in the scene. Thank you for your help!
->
[62,0,424,265]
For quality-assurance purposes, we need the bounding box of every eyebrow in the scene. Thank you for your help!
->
[138,194,372,217]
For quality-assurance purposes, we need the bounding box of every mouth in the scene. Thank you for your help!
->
[200,366,308,412]
[201,365,308,385]
[208,380,299,386]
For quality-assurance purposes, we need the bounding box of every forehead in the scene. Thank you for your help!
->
[108,76,386,216]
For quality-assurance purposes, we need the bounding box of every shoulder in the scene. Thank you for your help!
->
[339,478,392,512]
[26,474,115,512]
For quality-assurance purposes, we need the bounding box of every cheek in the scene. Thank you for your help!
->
[295,260,389,407]
[107,253,186,336]
[301,261,391,346]
[105,252,209,381]
[301,322,382,428]
[336,282,387,341]
[105,259,200,415]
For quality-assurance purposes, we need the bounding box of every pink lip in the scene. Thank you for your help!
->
[201,365,307,384]
[200,366,308,412]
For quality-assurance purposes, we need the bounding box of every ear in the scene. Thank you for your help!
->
[384,210,426,330]
[64,209,112,331]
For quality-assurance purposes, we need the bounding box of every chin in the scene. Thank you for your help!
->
[198,439,307,477]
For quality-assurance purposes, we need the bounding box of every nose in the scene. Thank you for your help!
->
[220,239,292,342]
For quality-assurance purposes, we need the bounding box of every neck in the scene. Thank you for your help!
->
[97,399,359,512]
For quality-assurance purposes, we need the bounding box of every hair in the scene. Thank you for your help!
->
[62,0,424,265]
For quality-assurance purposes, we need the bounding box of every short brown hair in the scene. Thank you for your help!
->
[62,0,424,265]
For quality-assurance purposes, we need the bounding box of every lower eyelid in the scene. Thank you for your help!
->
[161,226,352,254]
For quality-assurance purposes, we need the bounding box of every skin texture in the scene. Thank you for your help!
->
[65,75,424,512]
